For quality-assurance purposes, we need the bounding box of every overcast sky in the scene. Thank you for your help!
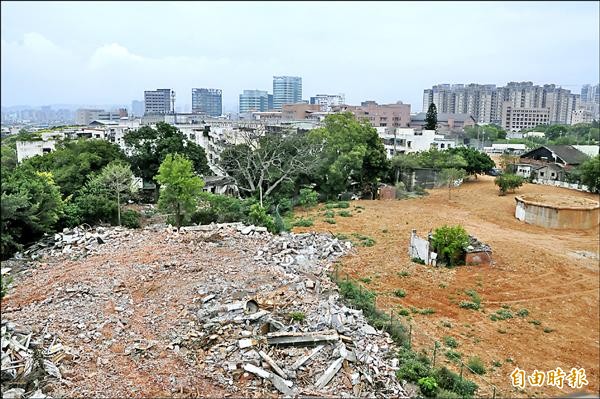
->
[2,1,599,112]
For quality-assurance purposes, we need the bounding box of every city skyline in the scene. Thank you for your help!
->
[2,1,598,112]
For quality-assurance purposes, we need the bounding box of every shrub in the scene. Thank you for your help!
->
[492,360,502,367]
[247,203,276,232]
[298,188,318,210]
[398,271,410,277]
[292,217,314,227]
[336,201,350,208]
[418,376,439,397]
[433,367,478,397]
[359,277,372,284]
[396,347,431,382]
[398,308,410,316]
[459,301,480,310]
[411,257,426,265]
[393,289,406,298]
[443,336,458,348]
[324,210,335,218]
[430,225,469,266]
[516,308,529,317]
[467,356,486,375]
[337,210,352,217]
[543,327,554,333]
[1,274,13,298]
[323,218,336,224]
[338,192,354,201]
[528,319,541,326]
[494,173,524,196]
[490,309,513,321]
[437,388,462,399]
[289,311,305,322]
[120,209,141,228]
[445,350,462,362]
[352,233,375,247]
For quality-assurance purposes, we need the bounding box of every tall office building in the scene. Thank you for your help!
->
[144,89,172,115]
[239,90,270,113]
[581,84,599,104]
[272,76,302,110]
[423,82,580,125]
[191,88,222,117]
[310,94,345,111]
[131,100,144,117]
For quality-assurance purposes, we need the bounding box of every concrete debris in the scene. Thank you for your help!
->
[1,319,73,398]
[3,222,408,398]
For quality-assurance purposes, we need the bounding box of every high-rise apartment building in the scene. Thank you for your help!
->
[423,82,580,125]
[310,94,345,111]
[239,90,271,114]
[144,89,172,115]
[501,102,550,132]
[272,76,302,110]
[191,88,222,117]
[581,84,600,104]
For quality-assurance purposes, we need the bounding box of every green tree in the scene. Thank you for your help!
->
[494,173,524,196]
[430,225,469,267]
[448,147,495,178]
[1,165,64,259]
[1,146,18,171]
[93,162,138,225]
[438,168,466,200]
[124,122,210,200]
[298,187,319,212]
[24,139,126,197]
[424,103,438,131]
[577,155,600,192]
[309,113,389,199]
[390,153,420,185]
[155,153,205,230]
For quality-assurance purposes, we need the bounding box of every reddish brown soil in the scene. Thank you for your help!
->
[294,176,600,398]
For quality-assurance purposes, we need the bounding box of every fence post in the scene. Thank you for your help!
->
[408,325,412,349]
[345,272,349,283]
[492,386,496,399]
[432,343,437,367]
[460,364,464,381]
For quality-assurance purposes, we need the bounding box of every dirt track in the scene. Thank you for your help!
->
[294,176,600,397]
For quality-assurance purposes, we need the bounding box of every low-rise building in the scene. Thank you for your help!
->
[331,101,411,128]
[409,112,476,132]
[377,128,456,158]
[571,108,596,125]
[501,102,551,132]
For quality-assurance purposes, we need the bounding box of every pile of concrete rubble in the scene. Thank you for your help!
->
[1,320,74,399]
[2,222,408,398]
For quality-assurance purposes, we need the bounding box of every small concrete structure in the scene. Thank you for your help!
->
[515,194,600,229]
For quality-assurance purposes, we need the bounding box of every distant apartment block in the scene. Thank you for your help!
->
[332,101,411,128]
[571,108,596,125]
[192,88,223,117]
[131,100,145,117]
[423,82,580,125]
[144,89,172,115]
[76,108,127,125]
[581,83,600,104]
[239,90,271,114]
[501,102,550,132]
[410,112,476,132]
[273,76,302,110]
[310,94,345,111]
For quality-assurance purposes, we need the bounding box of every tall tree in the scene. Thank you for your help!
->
[24,139,126,197]
[438,168,466,200]
[424,103,438,131]
[155,153,204,230]
[308,113,389,199]
[124,122,210,200]
[448,147,495,178]
[93,162,138,225]
[1,165,64,259]
[220,130,322,207]
[390,153,419,185]
[577,155,600,192]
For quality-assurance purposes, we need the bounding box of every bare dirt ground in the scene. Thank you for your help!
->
[294,176,600,398]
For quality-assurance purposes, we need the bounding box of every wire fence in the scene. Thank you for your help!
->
[329,265,505,398]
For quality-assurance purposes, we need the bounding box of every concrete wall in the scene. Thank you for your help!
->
[409,230,432,265]
[515,197,599,229]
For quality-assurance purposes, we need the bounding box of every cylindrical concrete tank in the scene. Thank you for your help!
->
[515,194,599,229]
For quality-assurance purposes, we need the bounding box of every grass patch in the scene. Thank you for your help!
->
[292,217,314,227]
[516,308,529,317]
[393,289,407,298]
[351,233,375,247]
[411,257,426,265]
[490,309,513,321]
[467,356,486,375]
[359,277,372,284]
[443,336,458,348]
[323,218,336,224]
[398,308,410,316]
[324,210,335,218]
[334,233,349,240]
[441,320,453,328]
[439,283,448,288]
[398,271,410,277]
[325,201,350,209]
[459,301,480,310]
[337,210,352,217]
[445,350,462,363]
[543,327,554,333]
[528,319,541,326]
[491,360,502,368]
[411,306,436,315]
[289,311,305,322]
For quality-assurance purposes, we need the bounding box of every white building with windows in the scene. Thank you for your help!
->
[376,128,457,158]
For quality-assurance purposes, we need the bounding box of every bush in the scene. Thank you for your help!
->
[289,311,305,322]
[528,319,541,326]
[338,210,352,217]
[433,367,478,397]
[120,209,141,228]
[324,210,335,218]
[298,188,318,210]
[293,217,314,227]
[445,350,462,362]
[494,173,524,195]
[516,308,529,317]
[398,271,410,277]
[247,203,275,232]
[338,192,355,201]
[393,289,406,298]
[430,225,469,267]
[396,347,432,382]
[459,301,480,310]
[490,309,513,321]
[411,257,426,265]
[443,336,458,348]
[324,218,336,224]
[398,308,410,316]
[467,356,486,375]
[336,201,350,208]
[1,274,13,298]
[352,233,375,247]
[418,376,439,397]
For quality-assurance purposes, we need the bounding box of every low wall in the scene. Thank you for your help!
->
[515,195,599,229]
